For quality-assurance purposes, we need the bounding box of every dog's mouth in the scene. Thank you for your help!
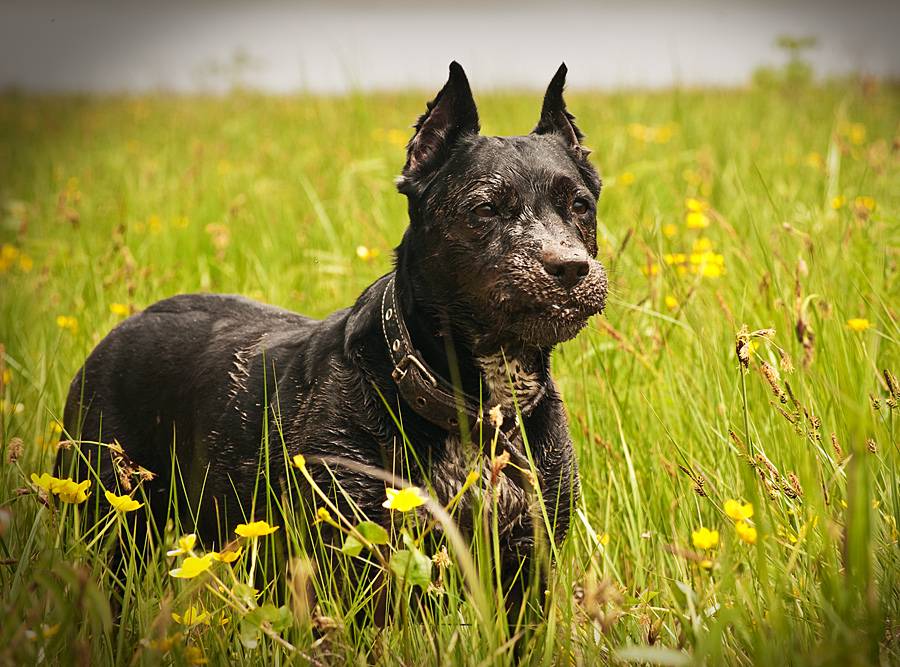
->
[479,261,608,348]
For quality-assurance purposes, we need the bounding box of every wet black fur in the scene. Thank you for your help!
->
[60,62,607,607]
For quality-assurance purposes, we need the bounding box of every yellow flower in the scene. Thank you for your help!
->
[854,196,876,211]
[0,243,19,272]
[386,129,408,147]
[109,303,130,316]
[691,237,712,253]
[167,534,198,557]
[845,318,873,331]
[849,123,866,145]
[724,499,754,521]
[0,399,25,415]
[700,559,714,570]
[665,296,679,309]
[698,263,725,278]
[619,172,635,185]
[313,506,334,525]
[211,546,244,563]
[382,486,428,512]
[664,253,686,265]
[735,521,758,545]
[599,533,611,545]
[640,263,659,276]
[169,553,215,579]
[56,315,78,334]
[627,123,647,139]
[662,223,677,237]
[356,245,380,260]
[183,646,209,664]
[235,520,279,538]
[685,198,708,213]
[655,126,673,143]
[172,605,210,625]
[692,526,719,550]
[291,453,306,470]
[830,195,846,209]
[685,211,709,228]
[105,489,144,512]
[55,478,91,504]
[372,128,408,147]
[26,623,61,641]
[806,152,824,168]
[31,472,62,493]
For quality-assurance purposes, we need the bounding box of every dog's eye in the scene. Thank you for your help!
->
[474,203,496,218]
[572,199,588,215]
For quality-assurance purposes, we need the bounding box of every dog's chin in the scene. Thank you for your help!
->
[489,303,602,349]
[516,310,595,347]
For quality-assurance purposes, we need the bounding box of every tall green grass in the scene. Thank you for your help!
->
[0,78,898,665]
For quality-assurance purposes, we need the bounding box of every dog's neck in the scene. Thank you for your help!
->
[393,271,482,397]
[393,270,545,408]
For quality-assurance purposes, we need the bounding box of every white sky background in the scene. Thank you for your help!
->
[1,0,899,93]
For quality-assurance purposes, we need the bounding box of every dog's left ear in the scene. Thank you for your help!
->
[532,63,588,159]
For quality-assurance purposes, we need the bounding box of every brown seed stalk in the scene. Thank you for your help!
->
[831,433,844,463]
[761,361,785,402]
[870,392,881,411]
[787,471,803,498]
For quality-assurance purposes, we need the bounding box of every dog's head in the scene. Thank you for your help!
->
[396,62,607,353]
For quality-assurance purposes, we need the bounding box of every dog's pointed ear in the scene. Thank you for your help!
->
[532,63,587,158]
[402,62,480,177]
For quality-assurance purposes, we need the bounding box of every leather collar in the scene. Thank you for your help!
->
[380,274,546,456]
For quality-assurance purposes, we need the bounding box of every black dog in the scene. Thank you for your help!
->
[60,62,606,604]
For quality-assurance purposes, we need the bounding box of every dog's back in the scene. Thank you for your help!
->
[61,293,330,538]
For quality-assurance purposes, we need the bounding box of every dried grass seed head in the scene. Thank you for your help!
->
[5,437,23,463]
[831,433,844,463]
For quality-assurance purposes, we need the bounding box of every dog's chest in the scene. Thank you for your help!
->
[429,432,534,542]
[477,353,541,409]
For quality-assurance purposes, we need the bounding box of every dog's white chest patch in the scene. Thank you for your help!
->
[477,352,540,408]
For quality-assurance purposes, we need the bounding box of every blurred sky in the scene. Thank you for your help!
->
[1,0,899,93]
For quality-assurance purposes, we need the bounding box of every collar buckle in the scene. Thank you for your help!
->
[392,353,437,387]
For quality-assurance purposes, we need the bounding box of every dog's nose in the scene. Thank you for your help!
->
[542,248,590,289]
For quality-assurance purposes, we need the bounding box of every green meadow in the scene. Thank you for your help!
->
[0,76,898,665]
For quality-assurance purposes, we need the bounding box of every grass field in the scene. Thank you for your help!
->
[1,76,899,666]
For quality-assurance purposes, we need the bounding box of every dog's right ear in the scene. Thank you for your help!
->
[401,62,480,179]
